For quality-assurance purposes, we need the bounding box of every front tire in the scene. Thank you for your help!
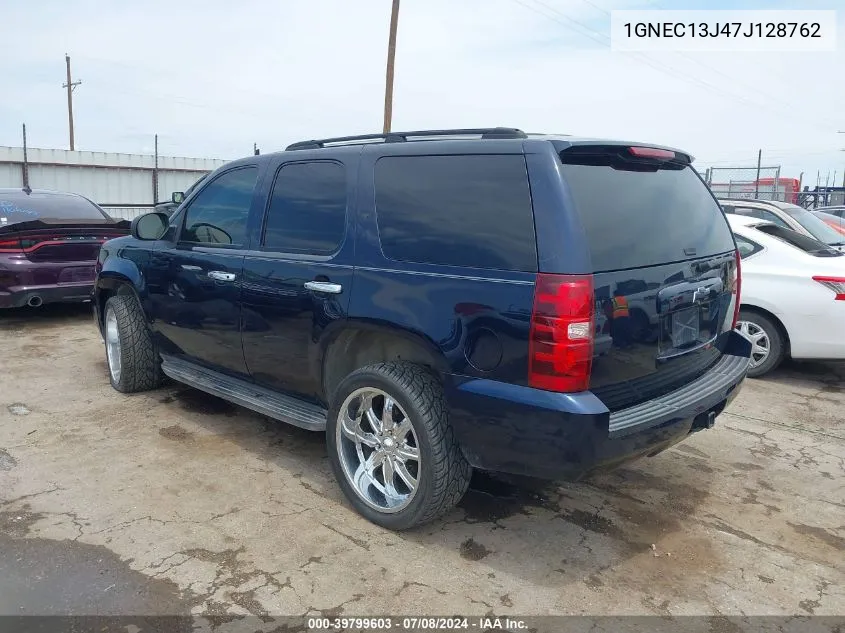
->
[326,362,471,530]
[104,294,164,393]
[736,310,785,378]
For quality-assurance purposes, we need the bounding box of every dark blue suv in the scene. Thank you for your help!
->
[94,128,750,530]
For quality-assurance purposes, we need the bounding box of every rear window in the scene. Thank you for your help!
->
[374,155,537,271]
[780,204,845,246]
[559,147,735,272]
[0,192,110,226]
[754,224,842,257]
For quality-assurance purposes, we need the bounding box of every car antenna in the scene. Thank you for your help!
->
[22,185,32,195]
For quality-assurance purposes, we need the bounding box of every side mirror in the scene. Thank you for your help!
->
[131,212,170,241]
[171,191,185,204]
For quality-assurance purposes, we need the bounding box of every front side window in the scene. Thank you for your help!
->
[181,167,258,246]
[262,161,347,254]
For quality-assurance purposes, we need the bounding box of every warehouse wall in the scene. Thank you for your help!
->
[0,146,229,220]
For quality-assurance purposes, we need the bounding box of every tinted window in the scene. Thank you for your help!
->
[374,155,536,271]
[182,167,258,246]
[734,235,762,259]
[263,161,346,254]
[560,156,735,272]
[0,192,111,226]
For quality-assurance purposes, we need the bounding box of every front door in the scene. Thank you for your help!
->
[241,158,355,402]
[148,165,262,377]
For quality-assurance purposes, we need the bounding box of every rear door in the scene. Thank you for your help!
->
[556,144,739,411]
[240,157,355,402]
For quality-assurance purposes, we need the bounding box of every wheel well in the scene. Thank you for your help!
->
[322,328,445,403]
[739,304,791,356]
[96,281,136,326]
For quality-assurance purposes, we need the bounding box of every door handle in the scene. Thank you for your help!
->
[208,271,236,282]
[304,281,342,294]
[180,264,202,271]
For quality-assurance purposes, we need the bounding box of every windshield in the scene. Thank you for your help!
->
[781,204,845,246]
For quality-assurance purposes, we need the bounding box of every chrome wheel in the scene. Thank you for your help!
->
[105,307,122,383]
[336,388,420,513]
[736,320,770,368]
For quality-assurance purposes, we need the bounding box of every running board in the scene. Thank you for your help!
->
[160,355,327,432]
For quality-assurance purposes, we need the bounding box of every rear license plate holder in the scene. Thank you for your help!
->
[671,307,700,348]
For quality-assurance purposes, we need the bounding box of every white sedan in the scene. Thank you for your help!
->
[728,214,845,377]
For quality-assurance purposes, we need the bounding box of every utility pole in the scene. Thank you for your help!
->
[153,134,159,204]
[754,149,762,199]
[62,54,82,151]
[383,0,401,134]
[21,123,30,192]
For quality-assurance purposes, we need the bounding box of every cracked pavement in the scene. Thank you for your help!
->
[1,304,843,627]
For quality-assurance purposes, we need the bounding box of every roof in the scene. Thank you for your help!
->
[279,128,692,159]
[725,214,773,229]
[718,198,800,211]
[0,188,86,199]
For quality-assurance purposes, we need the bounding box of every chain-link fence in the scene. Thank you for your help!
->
[705,166,785,200]
[703,165,844,209]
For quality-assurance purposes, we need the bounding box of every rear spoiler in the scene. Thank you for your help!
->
[0,218,131,236]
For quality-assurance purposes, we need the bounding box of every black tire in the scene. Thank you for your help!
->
[737,310,785,378]
[326,361,472,530]
[104,294,164,393]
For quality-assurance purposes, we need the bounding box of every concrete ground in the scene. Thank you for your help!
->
[1,304,843,628]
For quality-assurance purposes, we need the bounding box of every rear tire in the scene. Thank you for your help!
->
[326,362,471,530]
[104,294,164,393]
[736,310,785,378]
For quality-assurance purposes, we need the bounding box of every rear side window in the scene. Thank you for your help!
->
[734,235,763,259]
[732,206,790,229]
[182,167,258,246]
[0,193,110,225]
[374,155,536,271]
[263,161,347,254]
[559,148,735,272]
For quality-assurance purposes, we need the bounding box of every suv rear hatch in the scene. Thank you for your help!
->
[556,144,739,411]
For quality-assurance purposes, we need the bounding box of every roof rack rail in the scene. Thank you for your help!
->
[285,127,527,151]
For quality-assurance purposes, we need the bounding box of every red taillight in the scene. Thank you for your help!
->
[812,276,845,301]
[0,238,21,253]
[528,273,594,393]
[732,249,742,327]
[628,146,675,159]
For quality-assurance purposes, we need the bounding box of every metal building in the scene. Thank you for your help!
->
[0,146,229,220]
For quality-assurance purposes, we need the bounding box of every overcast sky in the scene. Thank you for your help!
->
[2,0,843,184]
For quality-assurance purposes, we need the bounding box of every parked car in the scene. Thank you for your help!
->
[720,199,845,252]
[813,210,845,236]
[94,128,750,529]
[728,214,845,377]
[815,205,845,218]
[0,188,129,309]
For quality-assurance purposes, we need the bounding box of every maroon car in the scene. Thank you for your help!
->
[0,188,129,309]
